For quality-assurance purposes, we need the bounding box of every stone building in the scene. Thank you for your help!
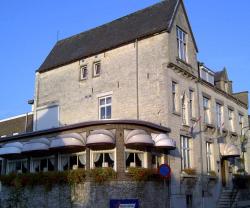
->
[0,0,249,207]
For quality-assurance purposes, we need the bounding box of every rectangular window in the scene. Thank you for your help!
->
[60,152,86,171]
[151,153,163,169]
[228,109,234,132]
[125,149,145,170]
[93,62,101,77]
[177,27,187,61]
[80,65,88,80]
[239,114,244,130]
[91,150,115,170]
[189,90,194,118]
[206,142,214,172]
[199,66,215,85]
[181,136,191,169]
[216,103,223,129]
[172,82,178,112]
[7,159,28,174]
[99,96,112,120]
[32,156,55,172]
[203,97,210,124]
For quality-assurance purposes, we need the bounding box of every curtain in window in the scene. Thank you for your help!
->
[8,162,15,173]
[33,160,40,170]
[126,152,130,160]
[78,154,86,165]
[61,156,68,167]
[23,161,28,169]
[108,153,114,161]
[93,153,101,162]
[137,153,143,163]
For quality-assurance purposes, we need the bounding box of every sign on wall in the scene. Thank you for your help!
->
[110,199,139,208]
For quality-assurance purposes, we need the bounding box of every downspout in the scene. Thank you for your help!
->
[136,39,139,120]
[195,78,205,208]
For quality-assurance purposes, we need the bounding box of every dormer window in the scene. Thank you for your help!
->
[177,27,187,62]
[199,65,215,85]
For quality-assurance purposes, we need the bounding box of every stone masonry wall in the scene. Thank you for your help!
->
[0,181,169,208]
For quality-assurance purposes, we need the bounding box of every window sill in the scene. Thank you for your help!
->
[176,57,192,68]
[172,111,181,117]
[80,78,88,81]
[180,172,197,179]
[191,117,197,122]
[204,123,215,129]
[93,74,100,78]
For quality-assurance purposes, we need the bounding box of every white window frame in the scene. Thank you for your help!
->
[80,65,88,80]
[6,159,28,174]
[177,27,187,62]
[228,109,234,132]
[206,142,214,172]
[90,149,116,171]
[124,149,147,171]
[99,96,112,120]
[239,113,244,130]
[93,61,101,77]
[189,90,195,118]
[203,97,210,124]
[59,152,86,171]
[216,103,223,129]
[31,156,56,173]
[181,136,192,170]
[172,82,178,112]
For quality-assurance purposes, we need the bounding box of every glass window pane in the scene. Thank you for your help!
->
[106,106,111,119]
[100,98,105,106]
[70,155,78,169]
[100,107,105,119]
[106,97,112,104]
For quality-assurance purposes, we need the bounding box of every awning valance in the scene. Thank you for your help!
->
[0,142,23,157]
[50,133,85,151]
[86,130,115,148]
[151,133,176,149]
[220,143,240,158]
[22,138,50,153]
[125,130,154,147]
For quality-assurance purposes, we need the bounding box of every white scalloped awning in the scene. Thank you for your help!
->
[220,143,240,158]
[86,130,115,147]
[125,130,154,147]
[22,138,50,153]
[50,133,85,150]
[151,133,176,149]
[0,142,23,157]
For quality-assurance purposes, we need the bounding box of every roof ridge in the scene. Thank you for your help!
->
[57,0,170,45]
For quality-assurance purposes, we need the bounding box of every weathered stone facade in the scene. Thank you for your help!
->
[0,0,249,208]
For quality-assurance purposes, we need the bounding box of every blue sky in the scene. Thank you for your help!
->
[0,0,249,119]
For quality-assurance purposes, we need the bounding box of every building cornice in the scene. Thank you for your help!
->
[168,62,248,110]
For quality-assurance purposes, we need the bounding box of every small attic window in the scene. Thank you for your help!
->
[93,61,101,77]
[80,65,88,80]
[176,27,187,62]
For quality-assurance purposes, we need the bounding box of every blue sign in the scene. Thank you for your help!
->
[110,199,139,208]
[159,164,171,178]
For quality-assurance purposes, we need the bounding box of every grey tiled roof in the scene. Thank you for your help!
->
[38,0,179,73]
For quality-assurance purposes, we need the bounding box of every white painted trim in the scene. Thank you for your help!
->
[0,112,33,123]
[96,91,113,98]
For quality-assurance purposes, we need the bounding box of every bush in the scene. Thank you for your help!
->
[127,167,156,181]
[0,169,86,191]
[88,167,117,183]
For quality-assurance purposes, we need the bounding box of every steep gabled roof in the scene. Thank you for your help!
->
[38,0,181,73]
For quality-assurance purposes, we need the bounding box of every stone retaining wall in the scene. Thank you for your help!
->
[0,181,169,208]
